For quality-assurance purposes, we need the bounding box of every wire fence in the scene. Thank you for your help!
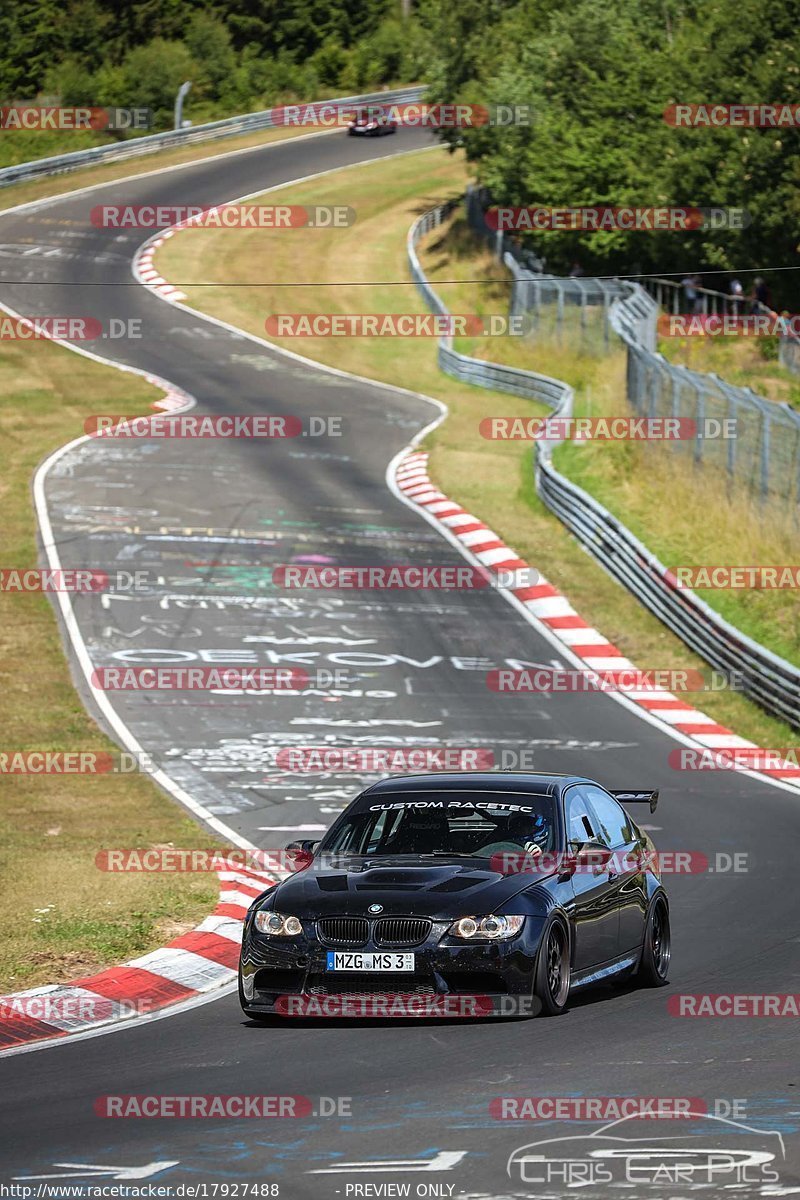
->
[465,185,800,505]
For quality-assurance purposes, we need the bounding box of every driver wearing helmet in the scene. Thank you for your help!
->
[473,808,552,859]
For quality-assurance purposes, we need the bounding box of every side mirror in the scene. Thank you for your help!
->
[559,841,612,879]
[284,839,319,872]
[577,841,612,870]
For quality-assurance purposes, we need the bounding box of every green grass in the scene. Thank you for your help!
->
[659,331,800,411]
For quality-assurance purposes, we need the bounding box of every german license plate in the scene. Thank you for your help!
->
[326,951,415,972]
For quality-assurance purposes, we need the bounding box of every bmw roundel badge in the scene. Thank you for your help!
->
[368,903,383,914]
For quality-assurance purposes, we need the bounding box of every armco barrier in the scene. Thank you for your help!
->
[0,87,424,189]
[408,203,574,448]
[408,200,800,731]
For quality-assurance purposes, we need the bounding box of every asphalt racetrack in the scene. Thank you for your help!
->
[0,126,798,1197]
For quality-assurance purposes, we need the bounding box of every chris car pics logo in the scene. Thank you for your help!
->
[506,1114,784,1188]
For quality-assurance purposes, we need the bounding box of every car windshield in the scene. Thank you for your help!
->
[317,791,558,858]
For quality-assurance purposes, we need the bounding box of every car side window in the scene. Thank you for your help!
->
[583,788,632,849]
[565,788,597,850]
[365,810,389,854]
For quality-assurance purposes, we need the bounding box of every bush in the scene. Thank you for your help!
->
[184,14,236,101]
[308,41,350,88]
[117,39,198,128]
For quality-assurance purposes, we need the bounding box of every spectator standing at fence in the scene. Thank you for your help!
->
[729,278,744,313]
[682,272,701,314]
[748,276,771,313]
[568,261,584,278]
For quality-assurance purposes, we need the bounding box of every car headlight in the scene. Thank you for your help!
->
[448,915,525,941]
[254,910,303,936]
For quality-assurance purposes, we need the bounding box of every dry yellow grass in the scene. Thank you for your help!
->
[661,332,800,409]
[0,336,221,989]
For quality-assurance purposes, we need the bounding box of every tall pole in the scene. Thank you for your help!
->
[174,81,193,131]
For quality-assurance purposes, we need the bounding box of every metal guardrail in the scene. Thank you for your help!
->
[0,86,425,190]
[408,199,800,731]
[408,203,574,446]
[535,442,800,731]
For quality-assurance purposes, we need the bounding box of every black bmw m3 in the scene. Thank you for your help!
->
[238,772,670,1019]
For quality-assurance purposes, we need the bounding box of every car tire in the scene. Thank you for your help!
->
[532,916,571,1016]
[635,894,671,987]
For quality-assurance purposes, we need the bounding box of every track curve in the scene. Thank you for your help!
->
[0,126,799,1197]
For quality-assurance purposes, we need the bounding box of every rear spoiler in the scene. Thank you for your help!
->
[610,789,659,814]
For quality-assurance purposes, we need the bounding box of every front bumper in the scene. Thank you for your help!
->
[240,919,544,1015]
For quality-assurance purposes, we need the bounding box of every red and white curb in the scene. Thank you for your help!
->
[394,451,800,784]
[151,387,193,413]
[135,230,186,302]
[0,866,274,1052]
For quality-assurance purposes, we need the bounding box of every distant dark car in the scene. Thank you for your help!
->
[346,105,397,136]
[239,772,670,1020]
